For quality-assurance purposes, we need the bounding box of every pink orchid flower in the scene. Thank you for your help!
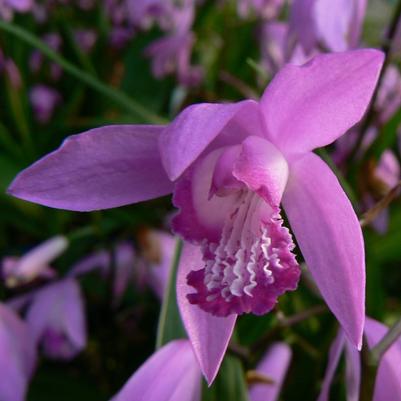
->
[2,235,68,287]
[111,339,291,401]
[9,50,383,380]
[289,0,366,54]
[237,0,284,19]
[26,279,87,360]
[0,303,37,401]
[318,317,401,401]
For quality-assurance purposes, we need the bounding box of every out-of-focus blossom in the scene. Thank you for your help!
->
[237,0,284,20]
[144,1,202,86]
[26,279,87,360]
[138,230,176,300]
[112,339,291,401]
[376,65,401,124]
[318,317,401,401]
[0,50,22,89]
[74,29,97,53]
[8,50,384,381]
[30,33,63,80]
[111,339,201,401]
[127,0,173,30]
[2,236,68,287]
[289,0,366,54]
[67,232,175,303]
[0,0,32,20]
[29,84,61,123]
[145,30,202,86]
[249,342,292,401]
[0,303,37,401]
[259,21,313,76]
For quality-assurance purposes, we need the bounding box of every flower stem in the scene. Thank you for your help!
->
[0,19,167,124]
[349,0,401,162]
[370,318,401,365]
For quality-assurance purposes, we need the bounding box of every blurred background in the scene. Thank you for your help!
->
[0,0,401,400]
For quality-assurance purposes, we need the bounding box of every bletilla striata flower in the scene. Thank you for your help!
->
[2,235,68,287]
[289,0,366,53]
[26,279,87,360]
[111,339,291,401]
[9,50,383,380]
[318,318,401,401]
[0,304,37,401]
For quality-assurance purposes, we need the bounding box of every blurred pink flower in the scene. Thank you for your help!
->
[2,235,67,287]
[0,0,32,20]
[111,339,291,401]
[26,279,87,360]
[0,303,37,401]
[289,0,366,53]
[318,317,401,401]
[237,0,284,19]
[29,84,61,123]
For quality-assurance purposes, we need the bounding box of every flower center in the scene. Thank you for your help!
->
[187,191,300,316]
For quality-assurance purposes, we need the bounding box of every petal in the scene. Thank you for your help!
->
[112,340,201,401]
[233,136,289,206]
[145,231,176,300]
[364,318,401,401]
[314,0,355,51]
[0,304,36,401]
[26,279,87,360]
[344,338,361,401]
[282,153,365,348]
[317,330,346,401]
[5,236,68,286]
[177,242,237,384]
[249,342,292,401]
[159,100,264,181]
[260,50,384,157]
[8,125,173,211]
[172,148,241,244]
[289,0,317,54]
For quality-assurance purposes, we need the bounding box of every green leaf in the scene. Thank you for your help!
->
[155,238,186,348]
[202,355,249,401]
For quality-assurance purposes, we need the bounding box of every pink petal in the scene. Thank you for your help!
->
[364,318,401,401]
[112,340,201,401]
[233,136,289,206]
[289,0,318,54]
[260,50,384,158]
[26,279,86,360]
[314,0,355,51]
[249,342,292,401]
[0,304,37,401]
[8,125,173,211]
[344,338,361,401]
[282,153,365,348]
[159,100,264,181]
[176,242,236,384]
[317,330,346,401]
[145,231,176,300]
[4,236,67,287]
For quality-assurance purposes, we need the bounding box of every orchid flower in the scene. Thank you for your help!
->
[0,0,32,20]
[0,303,37,401]
[9,50,383,381]
[318,317,401,401]
[26,279,87,360]
[111,339,291,401]
[2,235,68,287]
[29,84,62,124]
[237,0,284,20]
[289,0,366,54]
